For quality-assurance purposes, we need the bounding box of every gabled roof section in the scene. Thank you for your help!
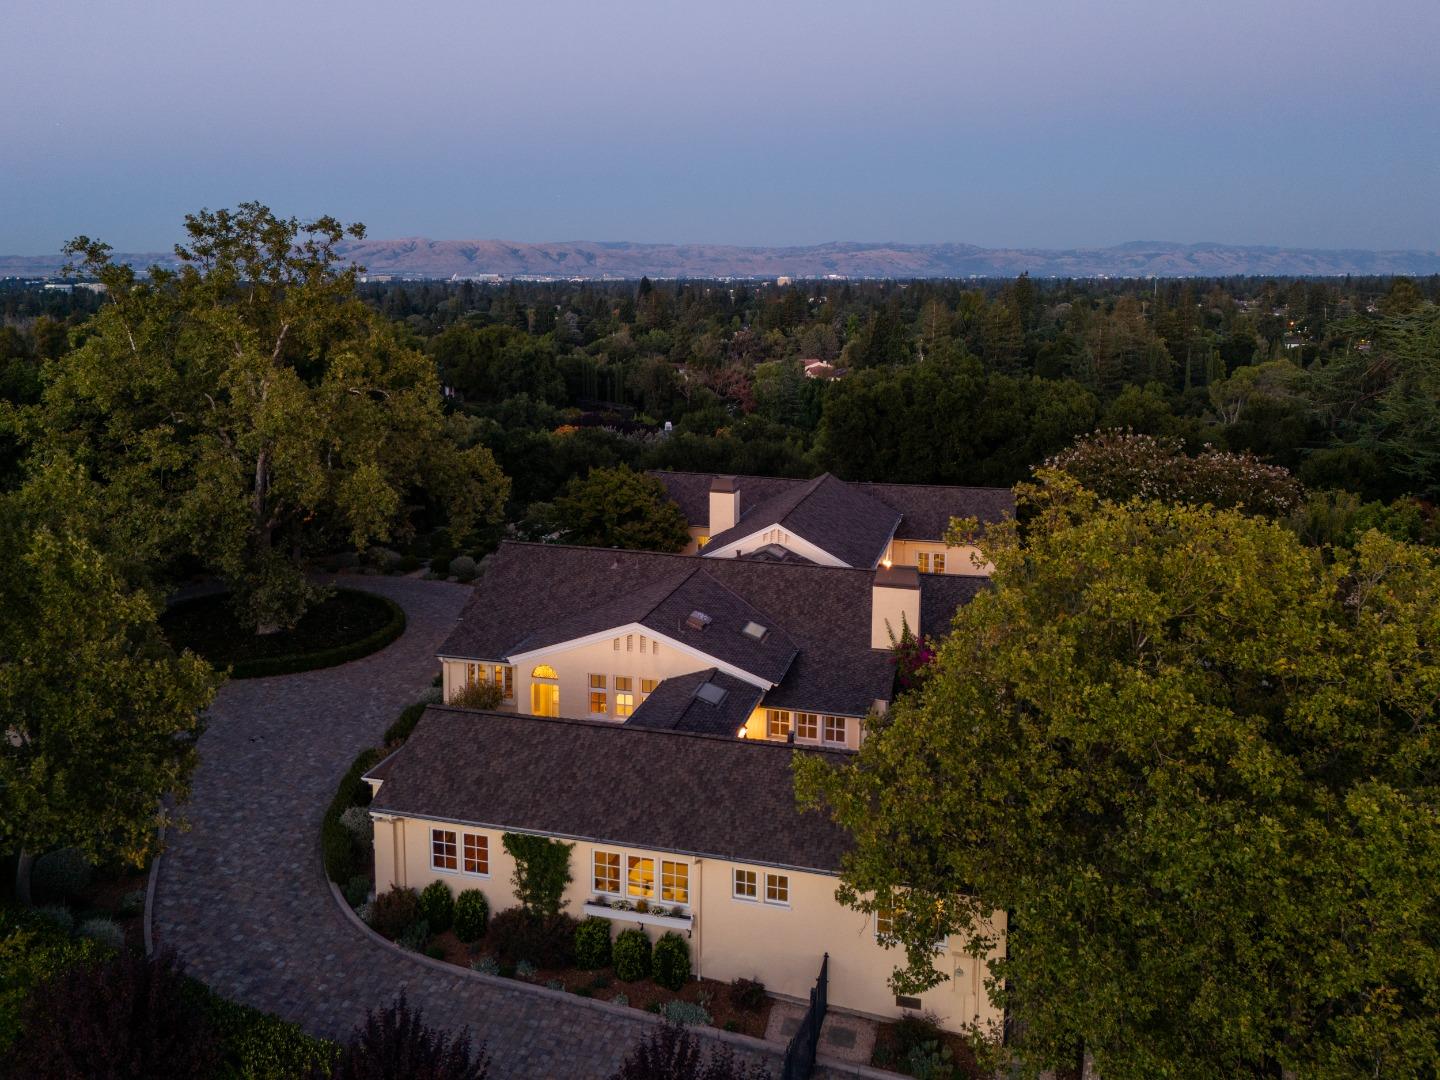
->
[624,669,763,736]
[637,568,798,685]
[701,473,902,568]
[650,470,1014,549]
[368,708,852,873]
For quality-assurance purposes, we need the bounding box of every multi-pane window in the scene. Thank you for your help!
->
[431,829,457,871]
[733,868,758,900]
[934,553,946,574]
[463,833,489,875]
[615,677,634,717]
[916,552,930,573]
[661,860,689,905]
[765,873,790,906]
[627,856,655,899]
[640,679,658,701]
[766,709,792,740]
[823,715,847,745]
[796,712,819,740]
[493,665,514,702]
[589,674,607,715]
[593,850,621,894]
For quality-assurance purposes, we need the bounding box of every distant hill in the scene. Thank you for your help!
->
[6,238,1439,279]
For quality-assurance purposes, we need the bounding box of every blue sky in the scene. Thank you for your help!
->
[3,0,1438,253]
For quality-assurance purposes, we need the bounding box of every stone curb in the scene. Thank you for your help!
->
[322,869,901,1077]
[143,819,167,957]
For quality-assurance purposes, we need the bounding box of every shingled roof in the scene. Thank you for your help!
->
[438,542,988,717]
[623,669,763,736]
[650,471,1014,550]
[366,708,853,873]
[700,473,902,569]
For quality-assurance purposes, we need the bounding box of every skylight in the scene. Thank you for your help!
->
[695,682,728,706]
[742,620,768,641]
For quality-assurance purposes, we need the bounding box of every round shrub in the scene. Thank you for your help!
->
[652,931,691,991]
[78,917,126,951]
[418,880,455,935]
[339,805,374,846]
[449,555,477,581]
[613,928,652,983]
[454,889,490,943]
[368,886,421,939]
[574,917,612,970]
[32,847,93,904]
[343,875,372,909]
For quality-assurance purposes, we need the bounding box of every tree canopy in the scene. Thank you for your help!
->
[23,203,508,630]
[797,474,1440,1079]
[549,465,691,552]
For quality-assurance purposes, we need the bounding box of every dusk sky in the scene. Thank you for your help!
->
[4,0,1438,254]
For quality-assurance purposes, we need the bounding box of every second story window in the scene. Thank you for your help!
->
[640,678,658,701]
[766,709,792,740]
[823,715,847,745]
[733,868,757,900]
[796,712,819,741]
[765,873,790,906]
[917,552,930,574]
[589,674,607,715]
[934,553,946,574]
[615,677,634,717]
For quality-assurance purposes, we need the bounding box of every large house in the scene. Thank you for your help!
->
[437,542,987,749]
[366,708,1008,1032]
[369,486,1012,1033]
[650,470,1014,574]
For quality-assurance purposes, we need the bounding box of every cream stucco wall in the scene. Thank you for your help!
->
[885,539,993,576]
[371,814,1005,1033]
[740,706,864,751]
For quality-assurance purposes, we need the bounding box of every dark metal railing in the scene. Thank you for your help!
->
[781,953,829,1080]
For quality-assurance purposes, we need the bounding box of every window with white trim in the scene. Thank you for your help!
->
[796,712,819,741]
[661,860,689,905]
[934,553,946,574]
[615,677,634,717]
[431,828,457,871]
[766,709,791,740]
[764,873,790,906]
[640,678,658,701]
[823,715,848,745]
[733,868,758,900]
[589,673,607,715]
[593,850,621,894]
[916,552,930,573]
[463,833,489,875]
[627,855,655,899]
[875,903,948,949]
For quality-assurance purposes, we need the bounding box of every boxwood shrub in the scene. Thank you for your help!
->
[418,881,455,935]
[574,917,612,970]
[454,890,490,943]
[613,928,651,983]
[652,931,690,991]
[488,909,578,969]
[368,887,421,939]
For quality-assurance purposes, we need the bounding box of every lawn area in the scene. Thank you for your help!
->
[160,588,404,676]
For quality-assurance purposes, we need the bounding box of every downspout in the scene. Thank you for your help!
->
[692,856,703,979]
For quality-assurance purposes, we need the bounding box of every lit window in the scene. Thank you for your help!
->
[616,692,634,717]
[493,665,514,702]
[661,860,689,904]
[934,553,946,574]
[824,715,847,745]
[796,712,819,741]
[627,856,655,899]
[431,829,457,871]
[640,679,658,701]
[590,691,607,715]
[463,833,489,875]
[875,901,948,948]
[697,535,710,548]
[590,674,606,689]
[733,869,757,900]
[532,664,558,679]
[593,850,620,894]
[766,709,792,740]
[917,552,930,574]
[466,662,486,687]
[765,873,790,906]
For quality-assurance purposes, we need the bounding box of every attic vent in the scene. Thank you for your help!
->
[742,620,768,641]
[694,682,728,706]
[686,610,713,631]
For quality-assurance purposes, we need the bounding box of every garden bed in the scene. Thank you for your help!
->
[870,1012,995,1079]
[160,587,405,677]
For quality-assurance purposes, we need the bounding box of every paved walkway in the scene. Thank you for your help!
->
[153,575,788,1078]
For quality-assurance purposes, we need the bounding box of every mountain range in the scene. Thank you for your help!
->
[5,239,1439,280]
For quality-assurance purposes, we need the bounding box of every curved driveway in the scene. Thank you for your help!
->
[154,575,786,1078]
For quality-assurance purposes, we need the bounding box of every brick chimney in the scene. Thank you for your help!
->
[871,564,921,649]
[709,475,741,535]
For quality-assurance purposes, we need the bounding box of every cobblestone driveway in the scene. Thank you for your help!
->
[153,576,788,1078]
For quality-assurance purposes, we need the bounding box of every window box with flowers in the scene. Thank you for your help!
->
[584,895,694,933]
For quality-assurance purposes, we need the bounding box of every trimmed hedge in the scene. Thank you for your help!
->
[322,746,383,883]
[454,890,490,943]
[574,917,612,970]
[613,928,652,983]
[418,881,455,935]
[229,594,405,678]
[382,701,428,746]
[201,983,339,1079]
[652,931,691,991]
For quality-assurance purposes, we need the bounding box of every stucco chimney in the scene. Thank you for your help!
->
[709,475,741,535]
[871,564,921,650]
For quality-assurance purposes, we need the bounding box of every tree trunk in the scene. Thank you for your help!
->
[253,447,279,635]
[15,847,35,906]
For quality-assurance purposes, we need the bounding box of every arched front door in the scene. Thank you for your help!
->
[530,664,559,717]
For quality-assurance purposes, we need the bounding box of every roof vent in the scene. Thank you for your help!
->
[742,620,768,641]
[686,610,712,631]
[694,682,728,706]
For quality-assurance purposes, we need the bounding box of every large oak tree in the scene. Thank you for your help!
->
[27,203,508,630]
[798,473,1440,1079]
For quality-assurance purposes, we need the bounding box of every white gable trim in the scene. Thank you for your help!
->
[506,621,776,690]
[700,524,850,567]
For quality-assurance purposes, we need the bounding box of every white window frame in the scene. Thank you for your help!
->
[732,867,759,902]
[766,709,792,740]
[934,552,946,574]
[660,859,691,907]
[430,828,458,873]
[875,905,949,950]
[822,715,848,746]
[796,712,819,741]
[592,848,622,896]
[916,552,930,574]
[461,832,491,877]
[763,872,791,908]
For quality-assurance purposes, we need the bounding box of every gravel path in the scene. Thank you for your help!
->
[152,575,790,1078]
